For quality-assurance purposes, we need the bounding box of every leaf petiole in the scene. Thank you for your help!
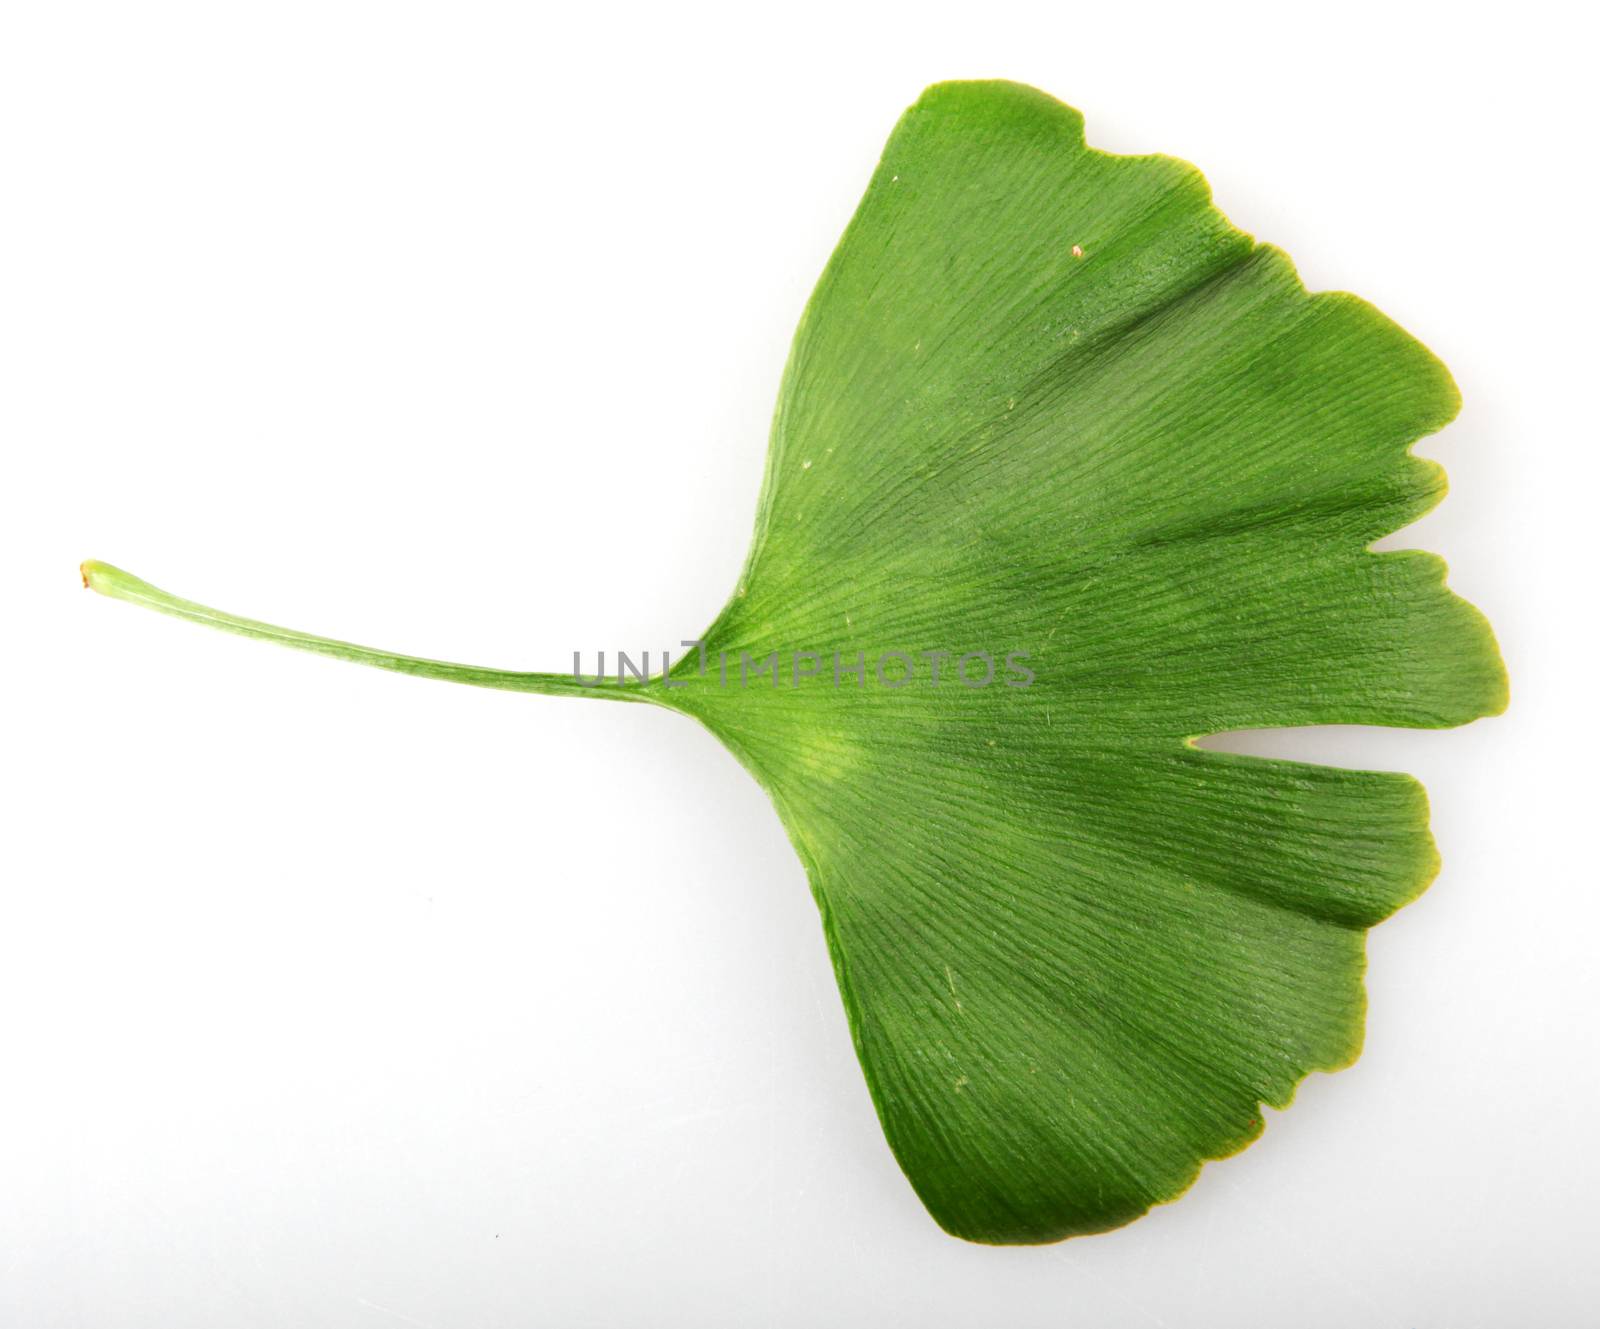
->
[79,560,646,702]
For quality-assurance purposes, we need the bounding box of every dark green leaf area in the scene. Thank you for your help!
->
[665,81,1505,1242]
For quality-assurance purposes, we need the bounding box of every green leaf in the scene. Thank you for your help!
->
[83,79,1507,1244]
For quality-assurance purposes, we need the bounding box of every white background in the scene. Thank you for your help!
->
[2,3,1594,1325]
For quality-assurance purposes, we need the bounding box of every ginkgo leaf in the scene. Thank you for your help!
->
[82,79,1507,1244]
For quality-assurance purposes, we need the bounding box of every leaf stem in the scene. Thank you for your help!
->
[79,560,648,702]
